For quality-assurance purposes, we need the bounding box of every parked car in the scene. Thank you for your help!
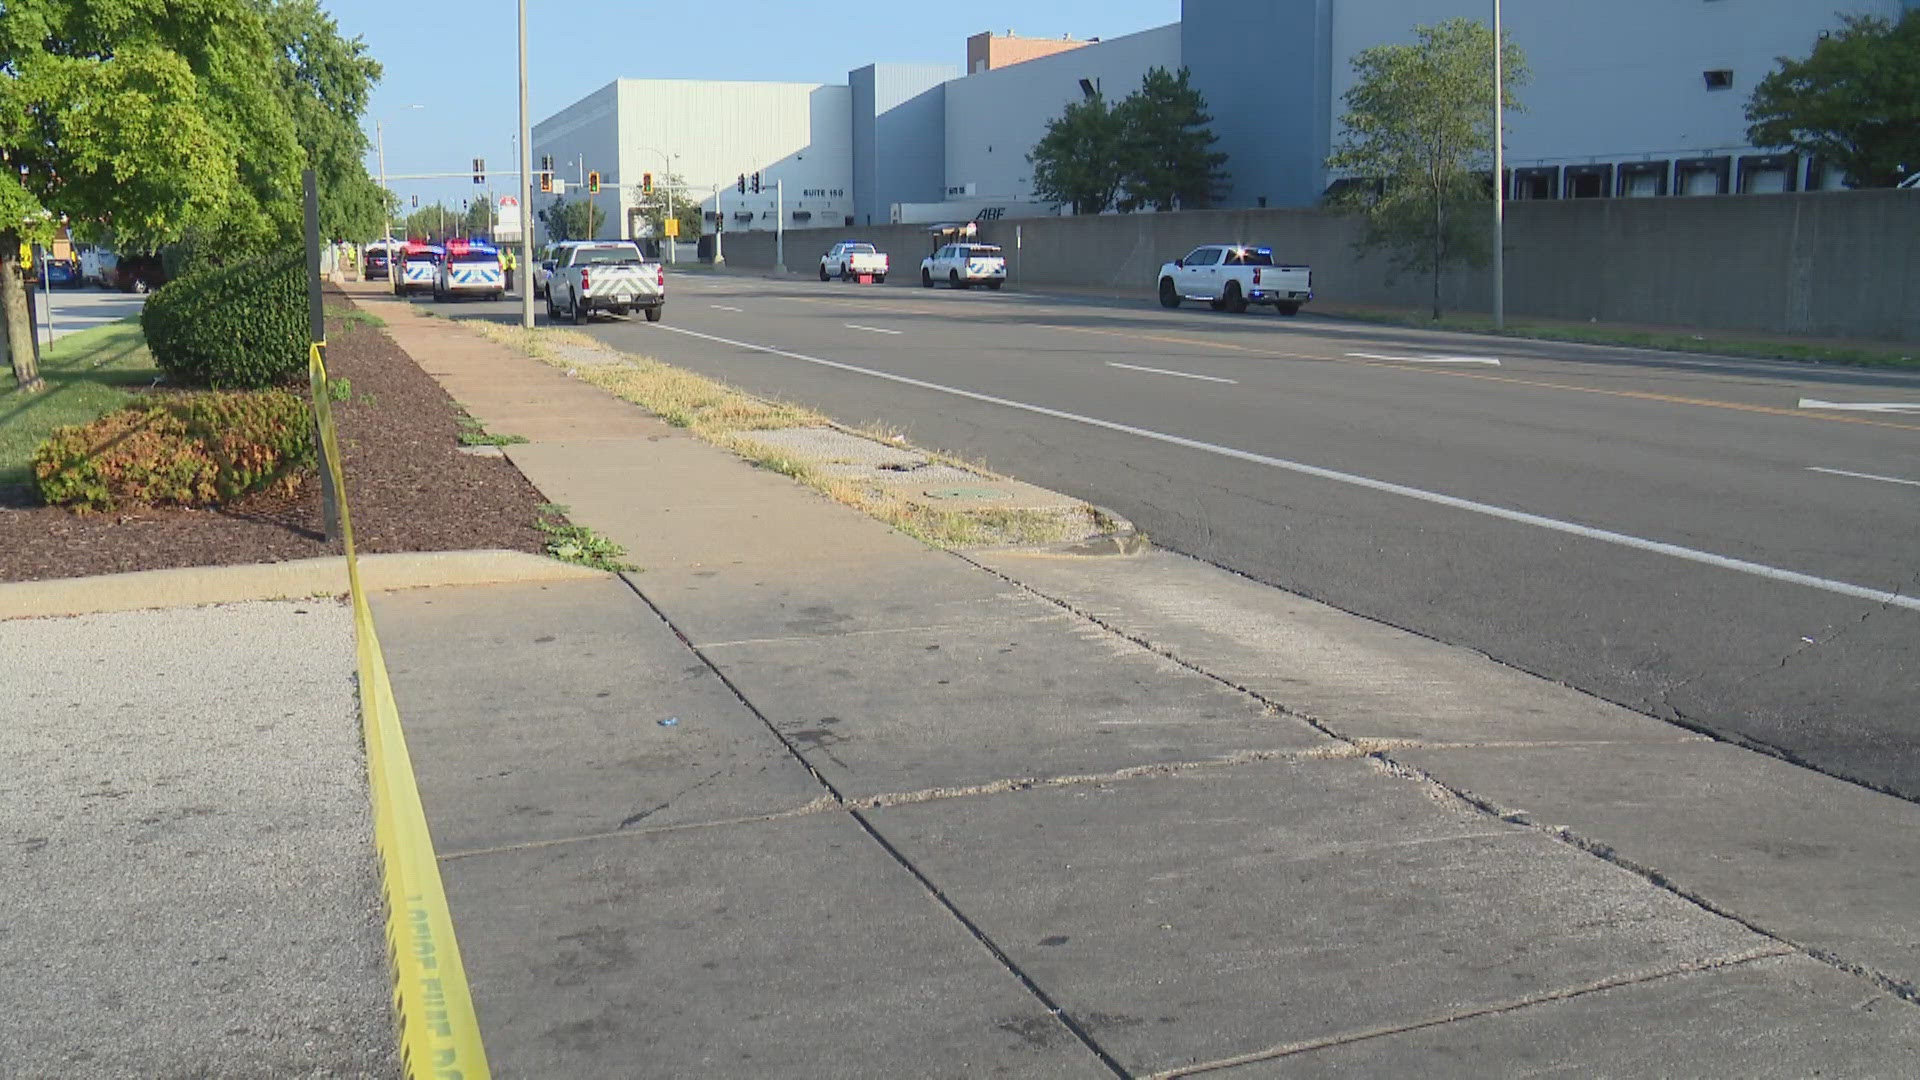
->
[432,238,506,302]
[391,242,442,296]
[107,254,167,294]
[546,240,665,324]
[38,258,82,289]
[820,241,889,282]
[920,242,1005,289]
[1157,244,1311,315]
[532,241,578,299]
[363,242,395,280]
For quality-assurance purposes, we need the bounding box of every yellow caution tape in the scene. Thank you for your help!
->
[310,342,491,1079]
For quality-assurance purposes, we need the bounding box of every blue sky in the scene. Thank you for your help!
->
[327,0,1180,214]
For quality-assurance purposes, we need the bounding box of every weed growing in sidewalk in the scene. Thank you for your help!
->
[533,504,636,572]
[455,412,528,446]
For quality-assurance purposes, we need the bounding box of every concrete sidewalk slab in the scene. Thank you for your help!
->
[696,588,1335,800]
[371,577,825,854]
[865,758,1774,1078]
[630,556,1026,648]
[1266,953,1920,1078]
[972,547,1702,747]
[505,439,928,572]
[438,812,1113,1079]
[1396,739,1920,993]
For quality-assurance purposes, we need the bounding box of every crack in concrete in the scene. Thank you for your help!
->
[1142,945,1797,1078]
[953,548,1920,1017]
[609,572,1130,1078]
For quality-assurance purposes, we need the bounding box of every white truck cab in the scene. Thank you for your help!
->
[921,243,1005,290]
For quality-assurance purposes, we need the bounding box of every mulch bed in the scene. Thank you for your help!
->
[0,290,549,583]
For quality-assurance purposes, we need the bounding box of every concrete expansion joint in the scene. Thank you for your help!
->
[1139,944,1799,1079]
[1370,754,1920,1010]
[955,546,1920,1014]
[611,572,1131,1076]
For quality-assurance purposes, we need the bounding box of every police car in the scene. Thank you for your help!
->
[433,238,506,302]
[392,241,443,296]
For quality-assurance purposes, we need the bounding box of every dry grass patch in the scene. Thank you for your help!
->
[463,322,1110,549]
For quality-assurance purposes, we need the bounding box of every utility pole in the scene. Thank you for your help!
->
[377,121,389,244]
[713,184,725,267]
[1491,0,1506,331]
[517,0,534,328]
[775,178,784,272]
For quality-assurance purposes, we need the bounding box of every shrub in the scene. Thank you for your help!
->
[33,390,316,512]
[142,249,309,389]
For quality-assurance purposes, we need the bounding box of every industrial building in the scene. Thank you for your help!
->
[532,0,1916,241]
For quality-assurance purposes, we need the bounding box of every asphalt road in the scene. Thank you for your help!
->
[28,280,146,344]
[423,274,1920,801]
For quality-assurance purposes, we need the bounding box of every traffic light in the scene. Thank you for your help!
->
[472,157,485,185]
[750,172,761,194]
[642,172,653,196]
[411,194,418,208]
[540,170,551,193]
[587,170,600,194]
[737,174,746,194]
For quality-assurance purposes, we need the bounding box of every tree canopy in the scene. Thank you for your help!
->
[0,0,384,389]
[1325,17,1528,319]
[1746,11,1920,188]
[634,173,704,241]
[539,196,607,243]
[1029,67,1228,214]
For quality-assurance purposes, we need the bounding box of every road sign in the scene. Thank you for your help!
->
[663,218,679,238]
[495,195,522,242]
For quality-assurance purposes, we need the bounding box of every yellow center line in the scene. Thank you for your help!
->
[754,292,1920,432]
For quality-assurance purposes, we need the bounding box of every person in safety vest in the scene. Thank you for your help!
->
[501,246,516,291]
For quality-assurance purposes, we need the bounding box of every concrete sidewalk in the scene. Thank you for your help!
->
[350,285,1920,1076]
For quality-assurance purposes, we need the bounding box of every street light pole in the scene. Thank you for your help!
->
[1492,0,1506,331]
[517,0,534,328]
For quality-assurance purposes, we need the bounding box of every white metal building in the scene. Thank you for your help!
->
[535,0,1917,232]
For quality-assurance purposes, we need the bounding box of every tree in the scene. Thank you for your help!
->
[1,2,260,389]
[1326,18,1528,319]
[261,0,386,239]
[1028,92,1125,214]
[538,196,605,243]
[399,202,469,242]
[1115,67,1227,211]
[1746,11,1920,188]
[634,173,703,242]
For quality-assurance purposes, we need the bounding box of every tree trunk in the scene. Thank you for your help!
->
[1431,195,1445,321]
[0,229,43,391]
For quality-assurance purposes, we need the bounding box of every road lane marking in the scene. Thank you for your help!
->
[710,304,743,312]
[655,322,1920,613]
[844,323,903,335]
[1807,466,1920,488]
[1107,362,1238,384]
[742,294,1920,432]
[1346,352,1502,365]
[1798,398,1920,414]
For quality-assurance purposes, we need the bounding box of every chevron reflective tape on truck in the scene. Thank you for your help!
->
[311,344,491,1080]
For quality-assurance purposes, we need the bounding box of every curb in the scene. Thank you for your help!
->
[1,549,605,621]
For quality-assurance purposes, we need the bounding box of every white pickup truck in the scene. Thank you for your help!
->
[1157,244,1311,316]
[546,240,665,324]
[820,241,889,282]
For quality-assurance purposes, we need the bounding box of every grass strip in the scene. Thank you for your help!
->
[0,319,158,493]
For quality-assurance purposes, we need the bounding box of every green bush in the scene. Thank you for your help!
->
[142,249,309,389]
[33,390,316,512]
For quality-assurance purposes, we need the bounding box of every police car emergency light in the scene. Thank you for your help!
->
[434,238,506,302]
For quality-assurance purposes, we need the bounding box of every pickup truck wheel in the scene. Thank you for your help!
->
[1208,297,1226,311]
[546,293,559,321]
[1275,302,1302,317]
[921,269,933,288]
[644,305,662,323]
[874,274,885,284]
[1159,278,1181,308]
[819,265,829,281]
[1223,282,1248,313]
[570,290,588,325]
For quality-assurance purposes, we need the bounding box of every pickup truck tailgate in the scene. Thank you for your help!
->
[583,264,663,301]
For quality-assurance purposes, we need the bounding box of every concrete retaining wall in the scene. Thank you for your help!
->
[712,190,1920,342]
